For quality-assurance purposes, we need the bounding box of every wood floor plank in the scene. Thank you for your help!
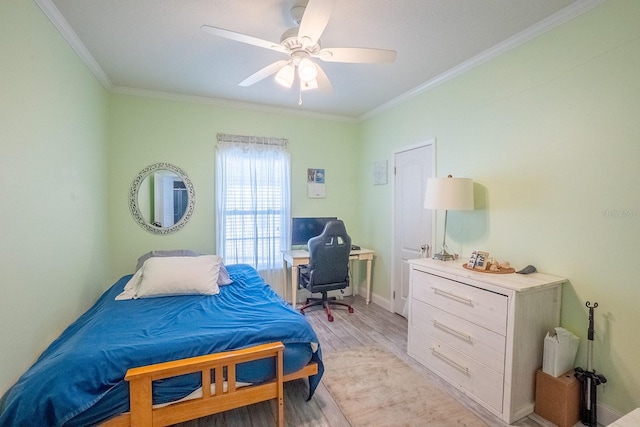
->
[171,295,548,426]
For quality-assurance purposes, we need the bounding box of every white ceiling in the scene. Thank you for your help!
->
[38,0,602,119]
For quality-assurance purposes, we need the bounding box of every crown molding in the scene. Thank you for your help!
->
[34,0,606,123]
[360,0,607,121]
[34,0,113,90]
[34,0,356,123]
[111,86,359,123]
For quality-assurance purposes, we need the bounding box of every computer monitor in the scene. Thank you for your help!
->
[291,217,338,246]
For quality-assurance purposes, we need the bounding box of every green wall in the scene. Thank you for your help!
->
[2,0,639,418]
[0,0,109,394]
[359,0,640,414]
[107,94,360,279]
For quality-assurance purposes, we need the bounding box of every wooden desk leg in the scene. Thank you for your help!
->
[291,265,298,307]
[365,259,372,305]
[349,259,357,298]
[282,259,289,303]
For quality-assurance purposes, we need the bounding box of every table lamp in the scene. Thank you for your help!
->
[424,175,474,261]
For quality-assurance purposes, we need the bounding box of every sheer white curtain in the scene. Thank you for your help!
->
[215,133,290,290]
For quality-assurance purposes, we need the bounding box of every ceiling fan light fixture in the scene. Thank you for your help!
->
[202,0,396,102]
[301,78,318,91]
[275,64,295,88]
[297,57,318,82]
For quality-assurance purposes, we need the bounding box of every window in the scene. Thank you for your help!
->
[216,134,290,275]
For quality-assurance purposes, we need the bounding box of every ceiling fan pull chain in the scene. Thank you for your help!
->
[298,85,303,106]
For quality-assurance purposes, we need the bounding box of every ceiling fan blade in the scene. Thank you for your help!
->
[314,63,333,92]
[315,47,397,63]
[201,25,287,54]
[298,0,337,46]
[239,60,290,87]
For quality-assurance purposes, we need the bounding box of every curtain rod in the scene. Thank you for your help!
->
[217,133,288,147]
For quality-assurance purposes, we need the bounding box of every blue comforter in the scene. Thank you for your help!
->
[0,264,323,426]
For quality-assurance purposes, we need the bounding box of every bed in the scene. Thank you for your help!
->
[0,259,323,426]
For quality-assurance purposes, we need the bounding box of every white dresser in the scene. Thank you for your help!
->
[407,258,566,424]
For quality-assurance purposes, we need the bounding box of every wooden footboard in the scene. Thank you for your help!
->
[100,342,318,427]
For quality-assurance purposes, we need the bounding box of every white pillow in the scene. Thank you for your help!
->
[116,268,143,300]
[135,250,200,272]
[217,264,233,285]
[116,255,222,300]
[133,251,233,286]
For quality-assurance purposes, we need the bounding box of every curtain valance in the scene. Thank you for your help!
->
[216,133,288,148]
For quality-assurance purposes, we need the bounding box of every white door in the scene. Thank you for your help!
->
[392,142,434,316]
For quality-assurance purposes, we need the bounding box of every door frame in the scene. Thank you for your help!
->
[390,139,437,313]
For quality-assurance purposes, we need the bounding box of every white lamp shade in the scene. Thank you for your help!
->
[275,64,295,88]
[297,58,318,82]
[424,176,474,210]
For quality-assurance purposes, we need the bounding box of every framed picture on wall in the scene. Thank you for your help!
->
[307,168,326,198]
[373,160,388,185]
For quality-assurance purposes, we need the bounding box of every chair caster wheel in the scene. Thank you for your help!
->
[348,307,354,313]
[328,315,334,322]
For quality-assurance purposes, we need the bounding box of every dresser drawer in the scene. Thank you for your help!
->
[410,299,506,373]
[412,270,508,335]
[408,327,504,413]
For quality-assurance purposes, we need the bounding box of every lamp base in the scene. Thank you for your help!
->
[432,247,455,261]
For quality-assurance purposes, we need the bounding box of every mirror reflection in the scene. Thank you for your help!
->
[138,171,188,227]
[129,163,195,235]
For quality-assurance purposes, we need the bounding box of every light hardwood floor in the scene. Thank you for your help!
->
[175,295,555,426]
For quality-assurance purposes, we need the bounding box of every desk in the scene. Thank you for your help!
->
[282,248,374,306]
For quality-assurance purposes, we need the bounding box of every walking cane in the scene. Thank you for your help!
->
[574,301,607,426]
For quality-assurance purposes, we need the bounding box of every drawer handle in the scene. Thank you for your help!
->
[433,320,472,343]
[430,348,470,374]
[431,287,473,306]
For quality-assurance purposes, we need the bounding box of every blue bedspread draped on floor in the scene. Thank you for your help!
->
[0,264,323,427]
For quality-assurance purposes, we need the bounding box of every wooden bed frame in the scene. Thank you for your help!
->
[100,342,319,427]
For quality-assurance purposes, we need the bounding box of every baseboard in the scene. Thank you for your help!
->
[531,402,623,426]
[354,288,392,311]
[354,296,623,427]
[371,293,392,311]
[512,404,535,425]
[353,286,624,427]
[598,402,624,426]
[527,413,559,427]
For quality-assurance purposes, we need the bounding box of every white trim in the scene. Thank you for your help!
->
[599,402,625,426]
[394,140,436,156]
[34,0,113,90]
[35,0,606,122]
[360,0,607,121]
[362,293,393,313]
[34,0,357,123]
[112,86,358,123]
[528,394,621,426]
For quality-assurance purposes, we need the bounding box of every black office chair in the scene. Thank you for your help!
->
[298,220,354,322]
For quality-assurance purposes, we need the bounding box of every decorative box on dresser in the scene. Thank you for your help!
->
[407,258,567,424]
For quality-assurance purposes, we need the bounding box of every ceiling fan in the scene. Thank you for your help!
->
[201,0,396,99]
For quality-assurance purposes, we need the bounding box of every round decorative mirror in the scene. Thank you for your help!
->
[129,163,195,235]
